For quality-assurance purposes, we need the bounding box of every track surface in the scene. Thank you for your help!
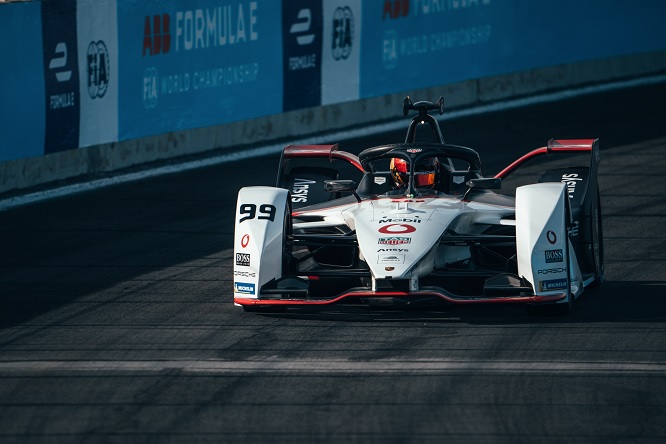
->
[1,83,666,443]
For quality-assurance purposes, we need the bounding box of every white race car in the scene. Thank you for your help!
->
[233,97,603,315]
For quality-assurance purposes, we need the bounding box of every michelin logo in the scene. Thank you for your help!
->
[234,282,256,295]
[539,278,567,292]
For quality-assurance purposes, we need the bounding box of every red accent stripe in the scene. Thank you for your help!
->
[234,291,566,307]
[495,139,595,179]
[283,144,363,172]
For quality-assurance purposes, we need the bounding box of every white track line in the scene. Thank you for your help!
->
[0,359,664,375]
[2,73,666,212]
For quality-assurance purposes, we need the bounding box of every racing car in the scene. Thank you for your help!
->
[233,97,603,315]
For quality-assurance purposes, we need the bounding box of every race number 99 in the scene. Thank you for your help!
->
[239,204,276,223]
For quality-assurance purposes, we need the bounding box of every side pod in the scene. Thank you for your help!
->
[233,187,290,302]
[515,183,582,302]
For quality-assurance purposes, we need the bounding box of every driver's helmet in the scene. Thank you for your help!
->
[390,157,438,189]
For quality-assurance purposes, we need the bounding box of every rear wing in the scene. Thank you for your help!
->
[495,139,600,180]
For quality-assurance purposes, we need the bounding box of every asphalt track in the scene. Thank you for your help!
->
[1,82,666,443]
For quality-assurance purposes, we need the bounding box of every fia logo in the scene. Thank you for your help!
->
[49,42,72,82]
[143,67,159,109]
[331,6,353,61]
[87,41,110,99]
[382,30,398,70]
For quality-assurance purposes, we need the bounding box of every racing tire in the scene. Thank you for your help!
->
[588,190,605,288]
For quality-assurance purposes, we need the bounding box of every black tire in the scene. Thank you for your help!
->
[589,190,605,288]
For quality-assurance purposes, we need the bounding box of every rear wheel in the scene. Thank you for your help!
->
[589,190,604,288]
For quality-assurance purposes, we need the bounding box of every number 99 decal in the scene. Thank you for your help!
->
[239,204,277,223]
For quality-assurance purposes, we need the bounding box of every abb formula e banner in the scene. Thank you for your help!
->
[117,0,282,140]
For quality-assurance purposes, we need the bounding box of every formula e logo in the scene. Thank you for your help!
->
[87,41,109,99]
[143,14,171,56]
[234,282,255,295]
[290,9,315,45]
[379,224,416,234]
[142,67,159,109]
[545,249,564,263]
[49,42,72,82]
[236,253,250,266]
[331,6,353,61]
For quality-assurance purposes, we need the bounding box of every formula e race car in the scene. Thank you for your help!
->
[233,97,604,315]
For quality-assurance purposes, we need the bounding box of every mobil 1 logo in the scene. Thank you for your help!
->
[545,249,563,263]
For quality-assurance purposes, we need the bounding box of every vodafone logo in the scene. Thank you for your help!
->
[546,230,557,245]
[241,234,250,248]
[379,224,416,234]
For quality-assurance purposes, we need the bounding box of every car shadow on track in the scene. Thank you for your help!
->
[245,280,666,325]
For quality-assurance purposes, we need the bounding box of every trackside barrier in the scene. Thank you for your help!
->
[1,0,666,194]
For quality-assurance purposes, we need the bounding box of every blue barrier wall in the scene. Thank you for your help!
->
[1,0,666,164]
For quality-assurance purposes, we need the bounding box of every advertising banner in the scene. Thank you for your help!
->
[321,0,361,106]
[117,0,282,140]
[41,0,81,154]
[77,0,119,148]
[0,1,45,162]
[281,1,323,111]
[360,0,666,99]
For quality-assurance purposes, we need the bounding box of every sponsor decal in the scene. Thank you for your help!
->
[568,220,579,237]
[383,0,492,20]
[143,14,171,56]
[234,270,256,278]
[142,5,259,57]
[86,41,110,99]
[234,282,256,295]
[537,267,567,275]
[378,248,408,252]
[452,175,465,185]
[382,30,398,70]
[331,6,353,61]
[383,0,410,20]
[378,254,405,264]
[241,234,250,248]
[291,178,315,203]
[143,67,159,109]
[406,148,422,153]
[561,173,583,199]
[378,218,421,223]
[545,249,564,263]
[374,176,387,185]
[378,237,411,245]
[236,253,250,266]
[546,230,557,244]
[539,278,567,292]
[378,224,416,234]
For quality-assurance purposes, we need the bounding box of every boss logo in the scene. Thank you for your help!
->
[236,253,250,266]
[545,249,563,263]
